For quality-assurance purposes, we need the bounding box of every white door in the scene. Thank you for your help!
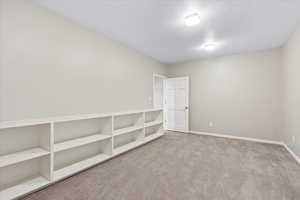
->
[164,77,189,132]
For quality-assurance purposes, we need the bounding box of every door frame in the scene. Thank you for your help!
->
[153,73,167,109]
[164,76,189,133]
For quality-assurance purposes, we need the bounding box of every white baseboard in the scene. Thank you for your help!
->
[189,130,283,145]
[282,143,300,165]
[189,130,300,165]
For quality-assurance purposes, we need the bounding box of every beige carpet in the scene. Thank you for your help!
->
[22,132,300,200]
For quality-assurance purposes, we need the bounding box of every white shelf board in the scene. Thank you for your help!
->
[0,120,51,129]
[53,154,111,181]
[113,125,144,137]
[113,108,162,117]
[54,134,112,153]
[144,132,164,143]
[113,141,143,155]
[0,148,50,168]
[0,176,50,200]
[52,113,113,123]
[0,108,163,129]
[143,108,163,113]
[145,120,163,128]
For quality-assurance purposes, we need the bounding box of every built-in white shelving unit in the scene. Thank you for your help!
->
[0,109,163,200]
[144,110,164,142]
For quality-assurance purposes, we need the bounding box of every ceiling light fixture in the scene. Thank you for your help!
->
[201,42,218,51]
[184,13,200,26]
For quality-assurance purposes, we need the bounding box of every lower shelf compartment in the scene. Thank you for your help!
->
[113,141,143,155]
[144,132,164,143]
[113,128,144,155]
[0,176,50,200]
[53,138,112,181]
[53,154,111,181]
[113,125,144,136]
[0,155,51,200]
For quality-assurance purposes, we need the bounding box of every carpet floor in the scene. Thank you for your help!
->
[22,132,300,200]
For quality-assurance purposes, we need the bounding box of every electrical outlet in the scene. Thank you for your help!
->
[209,122,213,127]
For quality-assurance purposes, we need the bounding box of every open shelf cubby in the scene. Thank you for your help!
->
[113,129,144,155]
[0,124,51,168]
[0,155,51,200]
[113,112,144,136]
[0,124,51,199]
[53,138,112,181]
[53,117,112,153]
[145,110,163,127]
[145,123,163,142]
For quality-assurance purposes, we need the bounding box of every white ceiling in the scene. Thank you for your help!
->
[35,0,300,64]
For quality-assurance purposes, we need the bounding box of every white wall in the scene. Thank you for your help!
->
[167,49,283,141]
[1,0,299,151]
[282,24,300,157]
[0,0,4,122]
[0,0,166,122]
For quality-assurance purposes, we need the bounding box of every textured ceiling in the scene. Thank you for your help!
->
[35,0,300,64]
